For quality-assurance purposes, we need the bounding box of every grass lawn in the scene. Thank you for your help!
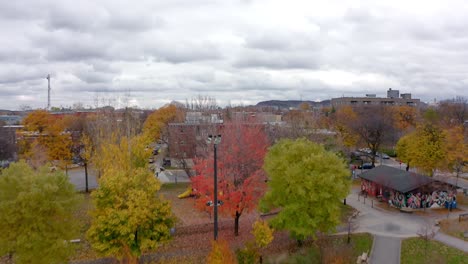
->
[268,233,373,264]
[401,238,468,264]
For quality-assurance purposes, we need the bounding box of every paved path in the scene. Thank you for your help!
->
[67,167,98,191]
[434,232,468,252]
[370,235,401,264]
[346,188,468,263]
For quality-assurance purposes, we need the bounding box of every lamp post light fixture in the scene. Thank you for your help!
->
[207,134,221,240]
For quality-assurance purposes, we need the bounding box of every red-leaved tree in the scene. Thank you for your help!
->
[191,122,269,236]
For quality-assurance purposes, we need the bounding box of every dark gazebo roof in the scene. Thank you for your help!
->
[359,165,433,193]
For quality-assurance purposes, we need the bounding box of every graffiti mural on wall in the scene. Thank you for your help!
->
[389,190,457,209]
[361,180,374,195]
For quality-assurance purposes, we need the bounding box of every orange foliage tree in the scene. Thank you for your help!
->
[392,105,418,131]
[191,122,269,236]
[332,106,359,148]
[22,110,51,133]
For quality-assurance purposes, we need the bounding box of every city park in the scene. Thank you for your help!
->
[0,102,467,264]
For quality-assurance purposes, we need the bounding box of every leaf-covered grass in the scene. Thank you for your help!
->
[439,218,468,240]
[339,203,356,223]
[268,233,373,264]
[401,238,468,264]
[71,193,100,261]
[160,182,191,191]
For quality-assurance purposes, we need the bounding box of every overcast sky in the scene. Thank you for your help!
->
[0,0,467,110]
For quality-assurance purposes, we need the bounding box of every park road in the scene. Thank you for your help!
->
[370,235,401,264]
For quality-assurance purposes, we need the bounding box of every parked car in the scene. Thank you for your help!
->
[358,163,375,169]
[380,153,390,159]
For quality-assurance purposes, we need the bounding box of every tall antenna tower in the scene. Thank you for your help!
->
[46,74,51,110]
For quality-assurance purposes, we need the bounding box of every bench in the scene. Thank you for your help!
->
[400,207,413,213]
[459,213,468,222]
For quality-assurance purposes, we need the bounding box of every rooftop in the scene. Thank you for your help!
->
[359,165,433,193]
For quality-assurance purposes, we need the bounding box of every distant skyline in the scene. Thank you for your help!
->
[1,0,467,110]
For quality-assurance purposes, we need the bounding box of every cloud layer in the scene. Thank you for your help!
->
[0,0,467,109]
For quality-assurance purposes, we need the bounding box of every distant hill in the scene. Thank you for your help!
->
[256,100,330,109]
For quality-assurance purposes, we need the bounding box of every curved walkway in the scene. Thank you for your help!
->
[346,190,468,263]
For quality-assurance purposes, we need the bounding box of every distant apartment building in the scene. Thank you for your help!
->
[0,126,20,161]
[331,88,420,108]
[167,112,224,159]
[167,111,280,159]
[231,112,283,124]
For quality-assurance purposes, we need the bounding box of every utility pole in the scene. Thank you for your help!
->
[46,74,51,110]
[213,142,218,241]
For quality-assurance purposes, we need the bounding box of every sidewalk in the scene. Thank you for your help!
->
[434,232,468,252]
[346,190,468,253]
[370,235,401,264]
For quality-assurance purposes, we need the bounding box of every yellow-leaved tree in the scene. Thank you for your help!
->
[396,123,446,176]
[142,104,184,143]
[207,240,237,264]
[252,220,274,263]
[87,137,175,263]
[444,126,468,186]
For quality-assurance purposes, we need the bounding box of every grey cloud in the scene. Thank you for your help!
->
[44,4,163,33]
[235,50,320,69]
[148,41,223,63]
[0,48,42,63]
[1,0,468,110]
[0,65,45,84]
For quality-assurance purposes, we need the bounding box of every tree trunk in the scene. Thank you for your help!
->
[84,162,89,193]
[297,239,303,247]
[122,245,138,264]
[234,211,240,236]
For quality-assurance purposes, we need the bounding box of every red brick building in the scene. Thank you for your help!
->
[167,123,223,159]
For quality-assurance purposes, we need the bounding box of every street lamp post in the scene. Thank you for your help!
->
[207,134,221,240]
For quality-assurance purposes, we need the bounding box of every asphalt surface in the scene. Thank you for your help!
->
[67,167,98,191]
[370,235,401,264]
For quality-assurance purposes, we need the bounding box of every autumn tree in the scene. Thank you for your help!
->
[332,106,359,149]
[191,122,269,236]
[438,96,467,127]
[79,133,94,192]
[280,109,317,139]
[252,220,274,263]
[0,161,80,263]
[207,240,237,264]
[347,106,395,165]
[298,102,311,111]
[260,138,350,241]
[392,105,419,132]
[22,110,51,133]
[186,95,218,111]
[442,125,467,186]
[87,137,175,263]
[142,104,184,143]
[396,123,446,176]
[83,107,146,177]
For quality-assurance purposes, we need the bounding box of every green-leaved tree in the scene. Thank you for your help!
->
[260,138,351,241]
[0,161,80,264]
